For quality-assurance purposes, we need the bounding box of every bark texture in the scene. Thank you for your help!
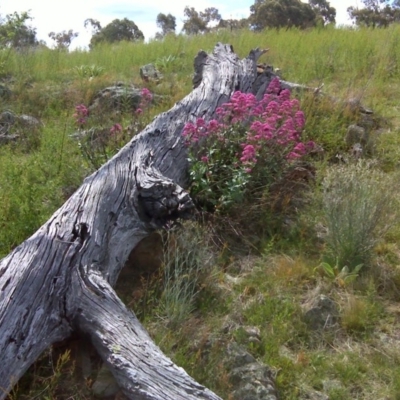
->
[0,43,277,399]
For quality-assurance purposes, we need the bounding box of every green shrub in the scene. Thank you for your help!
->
[322,161,398,271]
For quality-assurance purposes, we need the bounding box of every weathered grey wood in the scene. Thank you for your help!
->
[0,43,274,399]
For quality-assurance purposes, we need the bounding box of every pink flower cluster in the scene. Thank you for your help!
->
[183,78,315,168]
[110,123,123,134]
[216,91,257,124]
[136,87,153,115]
[73,104,89,126]
[182,118,221,142]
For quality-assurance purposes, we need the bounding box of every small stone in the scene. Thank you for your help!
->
[243,326,261,341]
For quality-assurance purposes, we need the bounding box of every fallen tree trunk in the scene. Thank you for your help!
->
[0,43,278,399]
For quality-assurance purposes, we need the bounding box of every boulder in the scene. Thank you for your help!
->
[303,295,339,331]
[140,63,163,82]
[225,343,278,400]
[90,82,142,112]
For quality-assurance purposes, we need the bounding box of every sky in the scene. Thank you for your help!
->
[1,0,360,50]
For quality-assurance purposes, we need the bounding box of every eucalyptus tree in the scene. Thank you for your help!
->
[348,0,400,27]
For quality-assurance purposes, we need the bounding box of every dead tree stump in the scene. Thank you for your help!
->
[0,43,278,399]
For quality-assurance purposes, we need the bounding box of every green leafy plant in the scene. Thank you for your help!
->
[154,54,185,72]
[72,64,105,79]
[319,261,363,286]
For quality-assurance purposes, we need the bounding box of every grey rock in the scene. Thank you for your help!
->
[350,143,363,159]
[0,112,41,145]
[226,343,256,368]
[242,326,261,341]
[232,326,262,346]
[345,125,367,147]
[140,63,163,82]
[233,382,278,400]
[70,127,111,150]
[303,295,339,331]
[224,274,243,286]
[301,389,329,400]
[90,83,142,112]
[0,111,15,135]
[358,113,376,130]
[279,345,296,362]
[18,114,41,127]
[0,134,19,144]
[0,111,16,125]
[0,84,11,98]
[322,379,343,393]
[344,97,373,115]
[225,343,278,400]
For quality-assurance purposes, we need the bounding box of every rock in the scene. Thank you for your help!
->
[232,381,278,400]
[224,273,244,286]
[0,84,11,99]
[300,388,329,400]
[322,378,343,393]
[0,111,15,135]
[225,343,278,400]
[92,363,120,398]
[226,343,257,368]
[279,345,296,362]
[140,63,163,82]
[0,111,16,125]
[234,326,262,345]
[358,113,376,130]
[70,127,111,150]
[303,295,339,331]
[350,143,363,159]
[18,114,41,128]
[0,111,41,147]
[243,326,261,341]
[90,83,142,112]
[0,134,19,144]
[343,97,373,115]
[345,124,367,147]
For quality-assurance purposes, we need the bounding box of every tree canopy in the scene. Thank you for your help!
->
[182,7,221,35]
[86,18,144,48]
[156,13,176,38]
[348,0,400,28]
[310,0,336,25]
[48,30,79,50]
[250,0,336,30]
[0,11,38,48]
[217,18,250,31]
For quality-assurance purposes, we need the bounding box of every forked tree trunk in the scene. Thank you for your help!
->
[0,43,277,399]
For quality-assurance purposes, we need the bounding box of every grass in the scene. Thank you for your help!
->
[3,25,400,399]
[321,161,399,271]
